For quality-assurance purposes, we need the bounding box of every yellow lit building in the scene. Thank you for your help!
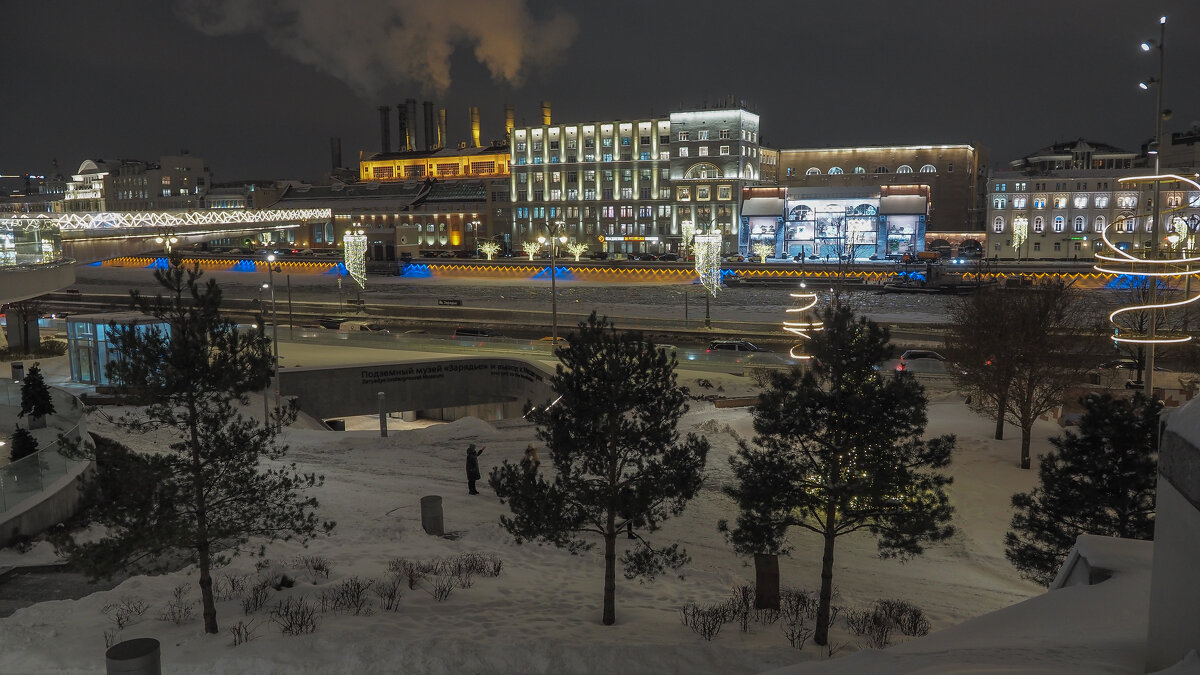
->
[359,146,511,182]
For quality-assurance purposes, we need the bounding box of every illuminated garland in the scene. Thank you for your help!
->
[1012,215,1028,250]
[1094,173,1200,345]
[783,283,824,360]
[343,230,368,289]
[694,233,723,296]
[1,208,331,231]
[680,220,696,255]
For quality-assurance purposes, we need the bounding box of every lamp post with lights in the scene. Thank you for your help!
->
[265,254,282,422]
[1138,15,1167,396]
[538,221,569,342]
[154,230,178,255]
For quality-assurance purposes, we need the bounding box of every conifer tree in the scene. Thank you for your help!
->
[9,425,39,462]
[490,312,709,626]
[722,305,955,646]
[18,362,56,428]
[1004,392,1160,585]
[53,259,333,634]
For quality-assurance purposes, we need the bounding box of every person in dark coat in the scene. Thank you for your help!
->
[520,444,541,474]
[466,444,486,494]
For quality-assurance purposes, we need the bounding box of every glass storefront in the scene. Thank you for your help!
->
[67,314,169,385]
[0,218,63,267]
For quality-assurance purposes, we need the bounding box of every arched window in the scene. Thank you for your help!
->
[828,167,843,175]
[1074,216,1085,233]
[684,162,722,180]
[873,166,889,173]
[993,197,1007,209]
[1033,196,1046,209]
[788,204,813,221]
[1095,195,1109,208]
[993,216,1005,233]
[1053,216,1065,232]
[1053,196,1067,209]
[1033,216,1044,233]
[897,165,913,173]
[853,166,866,174]
[806,167,821,175]
[1074,196,1088,209]
[1094,216,1106,232]
[919,164,936,173]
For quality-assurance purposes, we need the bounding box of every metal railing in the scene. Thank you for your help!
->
[0,382,90,513]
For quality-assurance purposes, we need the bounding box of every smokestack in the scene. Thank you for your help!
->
[396,103,409,152]
[406,99,418,152]
[438,108,447,150]
[541,100,551,126]
[470,106,481,148]
[330,137,342,170]
[504,103,514,139]
[423,101,435,150]
[378,105,391,153]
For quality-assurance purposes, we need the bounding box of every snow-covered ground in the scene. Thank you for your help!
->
[0,364,1106,675]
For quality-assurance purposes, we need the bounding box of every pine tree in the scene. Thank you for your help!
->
[18,362,56,428]
[53,260,333,634]
[1004,392,1160,586]
[490,312,709,626]
[9,425,39,462]
[721,305,955,646]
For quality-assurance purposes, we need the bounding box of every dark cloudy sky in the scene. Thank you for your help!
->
[4,0,1199,183]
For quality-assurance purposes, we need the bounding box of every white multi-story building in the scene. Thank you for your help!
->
[986,139,1200,260]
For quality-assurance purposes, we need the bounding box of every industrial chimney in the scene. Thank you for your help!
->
[469,106,481,148]
[437,108,447,150]
[541,100,551,126]
[378,106,392,153]
[423,101,435,150]
[504,103,515,139]
[406,99,418,151]
[396,103,409,152]
[330,137,342,170]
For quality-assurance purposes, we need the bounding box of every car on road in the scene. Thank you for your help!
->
[896,349,947,373]
[657,253,680,262]
[453,326,503,340]
[337,321,388,336]
[1094,359,1169,372]
[707,339,765,353]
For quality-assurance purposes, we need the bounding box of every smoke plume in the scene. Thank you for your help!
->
[174,0,577,95]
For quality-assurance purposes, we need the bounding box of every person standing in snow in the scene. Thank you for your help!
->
[521,444,541,474]
[466,444,486,494]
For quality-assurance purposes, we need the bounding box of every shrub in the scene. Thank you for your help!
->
[242,579,272,615]
[679,602,726,641]
[319,577,374,615]
[102,597,149,630]
[727,584,754,632]
[293,555,332,582]
[157,584,195,625]
[215,573,249,601]
[229,619,261,646]
[271,597,319,635]
[9,426,39,463]
[374,575,403,612]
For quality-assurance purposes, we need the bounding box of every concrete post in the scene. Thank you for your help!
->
[420,495,444,536]
[377,391,388,437]
[105,637,161,674]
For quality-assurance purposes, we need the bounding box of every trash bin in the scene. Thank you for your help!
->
[11,361,24,382]
[106,637,161,675]
[420,495,444,536]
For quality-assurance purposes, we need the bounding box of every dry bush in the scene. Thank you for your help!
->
[679,602,726,641]
[157,584,195,625]
[293,555,332,582]
[215,573,249,601]
[229,619,261,646]
[319,577,374,615]
[374,575,403,612]
[727,584,754,632]
[102,596,149,630]
[242,579,272,615]
[271,597,319,635]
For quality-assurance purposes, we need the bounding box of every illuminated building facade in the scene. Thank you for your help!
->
[359,146,511,182]
[65,156,211,212]
[985,139,1199,260]
[672,107,762,254]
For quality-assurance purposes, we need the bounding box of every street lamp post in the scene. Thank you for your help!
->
[266,254,282,422]
[1139,15,1167,396]
[154,230,178,256]
[470,218,481,256]
[538,221,568,342]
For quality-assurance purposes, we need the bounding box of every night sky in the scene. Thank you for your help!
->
[4,0,1199,183]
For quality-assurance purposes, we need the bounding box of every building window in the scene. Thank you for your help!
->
[697,186,711,200]
[1033,197,1046,209]
[677,131,689,141]
[1033,216,1044,233]
[874,166,888,173]
[897,165,913,173]
[829,167,843,174]
[993,197,1007,209]
[1013,196,1027,209]
[919,164,936,173]
[602,206,614,218]
[1033,242,1041,251]
[1094,195,1109,208]
[677,186,691,201]
[621,187,633,199]
[947,163,954,172]
[698,146,709,157]
[1054,242,1061,252]
[806,167,821,175]
[1074,196,1088,209]
[1074,241,1082,251]
[602,188,613,200]
[993,217,1004,233]
[602,136,613,147]
[1094,216,1105,232]
[1053,196,1067,209]
[717,185,732,200]
[853,166,866,174]
[603,152,613,162]
[679,147,689,158]
[698,130,709,140]
[1074,216,1085,233]
[1053,216,1064,232]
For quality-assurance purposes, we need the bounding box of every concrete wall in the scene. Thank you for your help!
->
[0,260,76,304]
[278,356,555,422]
[1146,398,1200,671]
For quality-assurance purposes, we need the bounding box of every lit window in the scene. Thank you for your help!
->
[897,165,913,173]
[698,130,709,140]
[829,167,843,174]
[993,217,1004,233]
[919,164,936,173]
[659,151,670,160]
[679,147,689,157]
[719,145,730,156]
[993,197,1007,209]
[678,131,690,141]
[1053,216,1064,232]
[1094,216,1105,232]
[698,146,709,157]
[1033,197,1046,209]
[1013,197,1027,209]
[1033,217,1044,233]
[1073,196,1088,209]
[602,137,613,147]
[853,167,866,174]
[1054,196,1067,209]
[1074,216,1085,233]
[806,167,821,175]
[697,186,711,200]
[717,185,731,200]
[677,186,691,201]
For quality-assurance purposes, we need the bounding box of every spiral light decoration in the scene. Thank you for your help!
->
[694,232,724,296]
[782,283,824,360]
[1093,173,1200,344]
[343,229,368,289]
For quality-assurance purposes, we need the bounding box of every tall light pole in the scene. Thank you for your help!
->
[539,221,568,342]
[266,254,282,421]
[470,218,481,256]
[1139,15,1167,396]
[154,230,178,256]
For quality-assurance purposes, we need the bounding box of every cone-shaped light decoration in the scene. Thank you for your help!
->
[344,229,368,289]
[694,232,723,296]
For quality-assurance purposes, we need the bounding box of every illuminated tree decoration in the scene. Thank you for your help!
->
[752,242,774,263]
[782,283,824,360]
[694,232,723,296]
[1012,216,1029,250]
[343,229,367,289]
[522,241,542,261]
[478,241,501,260]
[680,220,696,256]
[566,242,589,262]
[1094,173,1200,345]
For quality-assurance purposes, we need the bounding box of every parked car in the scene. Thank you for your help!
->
[452,326,503,340]
[1094,359,1169,372]
[658,253,680,262]
[897,349,947,373]
[707,339,766,353]
[338,321,387,334]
